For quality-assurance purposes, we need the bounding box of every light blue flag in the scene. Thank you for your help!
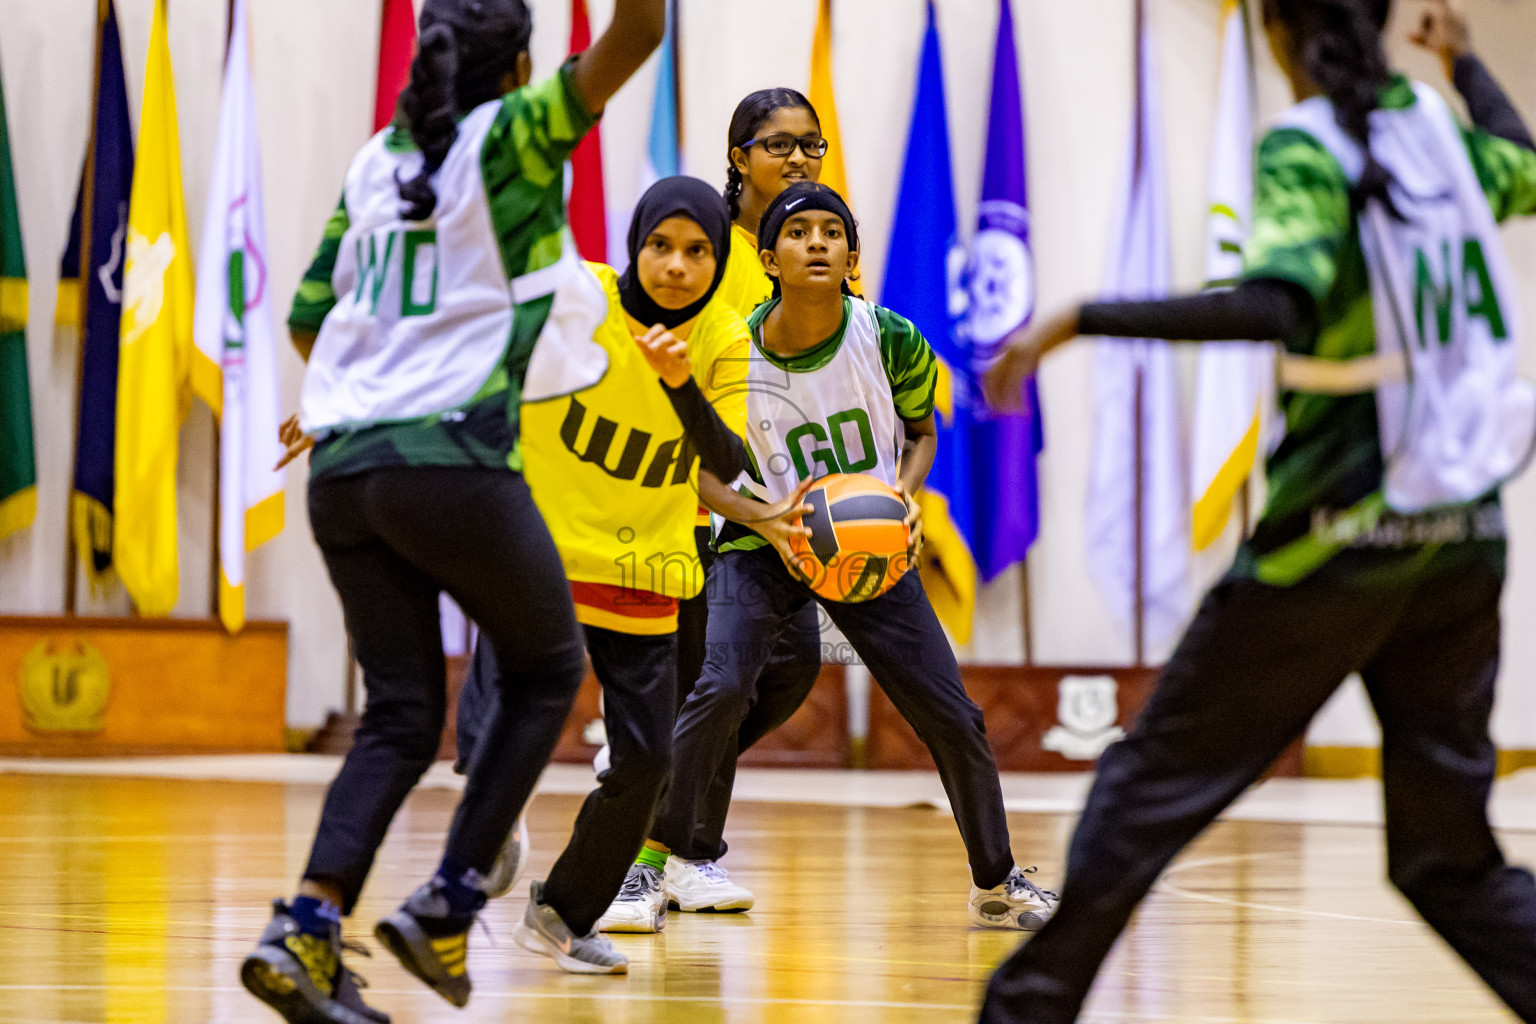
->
[645,0,680,182]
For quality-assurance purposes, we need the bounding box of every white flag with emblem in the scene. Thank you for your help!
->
[1191,0,1273,551]
[1085,7,1192,650]
[193,0,284,632]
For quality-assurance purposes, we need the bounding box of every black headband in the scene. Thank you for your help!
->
[758,182,859,256]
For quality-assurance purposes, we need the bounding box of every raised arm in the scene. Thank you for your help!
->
[1411,0,1534,150]
[570,0,665,115]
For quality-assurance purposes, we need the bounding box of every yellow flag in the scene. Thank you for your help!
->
[809,0,849,198]
[808,0,859,293]
[115,0,193,616]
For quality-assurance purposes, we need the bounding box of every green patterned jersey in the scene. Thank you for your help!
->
[1239,75,1536,585]
[289,58,596,481]
[716,297,937,553]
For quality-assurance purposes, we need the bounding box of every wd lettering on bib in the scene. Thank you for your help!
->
[352,228,439,317]
[1413,238,1507,349]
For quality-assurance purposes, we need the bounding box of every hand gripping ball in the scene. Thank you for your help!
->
[786,474,912,602]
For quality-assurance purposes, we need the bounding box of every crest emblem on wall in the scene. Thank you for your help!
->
[18,641,111,735]
[1041,674,1126,761]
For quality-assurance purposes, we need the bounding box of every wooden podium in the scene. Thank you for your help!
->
[0,616,288,756]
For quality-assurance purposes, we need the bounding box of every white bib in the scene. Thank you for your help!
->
[1277,84,1536,512]
[736,299,905,503]
[301,101,606,433]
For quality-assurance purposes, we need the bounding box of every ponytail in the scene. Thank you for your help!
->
[396,23,460,222]
[1268,0,1398,215]
[394,0,534,222]
[724,88,819,221]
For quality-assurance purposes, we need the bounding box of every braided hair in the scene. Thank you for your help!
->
[396,0,533,222]
[1264,0,1397,215]
[724,88,820,221]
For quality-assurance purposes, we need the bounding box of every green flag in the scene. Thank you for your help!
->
[0,63,33,541]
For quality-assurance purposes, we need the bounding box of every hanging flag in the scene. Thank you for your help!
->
[115,0,194,616]
[567,0,608,261]
[194,0,285,633]
[643,0,681,187]
[808,0,850,200]
[374,0,417,133]
[1190,0,1270,550]
[610,0,681,272]
[882,2,976,641]
[0,57,33,541]
[59,0,134,585]
[949,0,1045,582]
[1084,3,1191,651]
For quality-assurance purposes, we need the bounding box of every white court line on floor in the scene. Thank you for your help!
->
[7,755,1536,832]
[1154,850,1422,927]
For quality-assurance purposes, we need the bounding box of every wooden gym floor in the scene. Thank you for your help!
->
[0,765,1530,1023]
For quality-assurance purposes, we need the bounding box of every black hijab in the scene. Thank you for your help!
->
[617,176,732,330]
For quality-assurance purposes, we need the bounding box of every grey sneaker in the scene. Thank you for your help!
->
[597,862,667,933]
[968,866,1058,931]
[481,814,530,900]
[374,880,482,1007]
[513,881,629,974]
[240,899,387,1024]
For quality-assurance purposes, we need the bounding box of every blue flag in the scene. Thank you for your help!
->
[955,0,1044,578]
[59,0,134,585]
[645,0,681,181]
[882,1,978,640]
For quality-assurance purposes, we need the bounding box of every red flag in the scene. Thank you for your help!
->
[374,0,417,132]
[566,0,607,260]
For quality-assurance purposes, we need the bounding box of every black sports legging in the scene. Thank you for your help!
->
[302,466,585,914]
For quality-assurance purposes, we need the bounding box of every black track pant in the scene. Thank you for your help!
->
[458,625,676,935]
[672,527,822,861]
[980,546,1536,1024]
[302,467,585,915]
[655,545,1014,888]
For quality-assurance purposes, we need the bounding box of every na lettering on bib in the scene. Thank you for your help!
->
[1277,83,1536,513]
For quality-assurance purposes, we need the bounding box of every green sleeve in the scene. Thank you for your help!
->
[1462,127,1536,222]
[288,193,349,335]
[482,58,599,199]
[1242,127,1352,304]
[871,304,938,422]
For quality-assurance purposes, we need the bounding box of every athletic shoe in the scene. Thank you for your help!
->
[596,863,668,933]
[481,814,530,900]
[240,899,388,1024]
[664,856,755,912]
[374,880,483,1008]
[968,866,1058,931]
[513,880,629,974]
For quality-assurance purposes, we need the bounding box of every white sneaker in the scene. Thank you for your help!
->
[968,866,1058,931]
[663,856,755,912]
[597,862,668,933]
[481,813,530,900]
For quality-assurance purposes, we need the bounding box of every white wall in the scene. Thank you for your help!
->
[2,0,1535,747]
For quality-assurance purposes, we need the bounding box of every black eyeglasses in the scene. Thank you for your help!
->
[741,133,829,159]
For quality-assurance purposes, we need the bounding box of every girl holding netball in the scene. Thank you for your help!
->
[979,1,1536,1020]
[621,182,1057,932]
[241,0,662,1019]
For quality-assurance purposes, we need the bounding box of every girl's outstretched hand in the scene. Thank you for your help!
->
[1409,0,1471,79]
[982,306,1080,413]
[274,414,314,470]
[634,324,693,388]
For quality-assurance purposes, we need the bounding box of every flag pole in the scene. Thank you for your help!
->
[1020,554,1034,666]
[63,0,111,617]
[207,0,237,621]
[1130,0,1148,669]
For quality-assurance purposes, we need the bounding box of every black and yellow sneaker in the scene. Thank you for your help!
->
[241,900,389,1024]
[374,880,483,1008]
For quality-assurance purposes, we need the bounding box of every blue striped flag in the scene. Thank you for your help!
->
[58,0,134,587]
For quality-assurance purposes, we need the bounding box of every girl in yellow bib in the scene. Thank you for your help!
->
[456,176,751,939]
